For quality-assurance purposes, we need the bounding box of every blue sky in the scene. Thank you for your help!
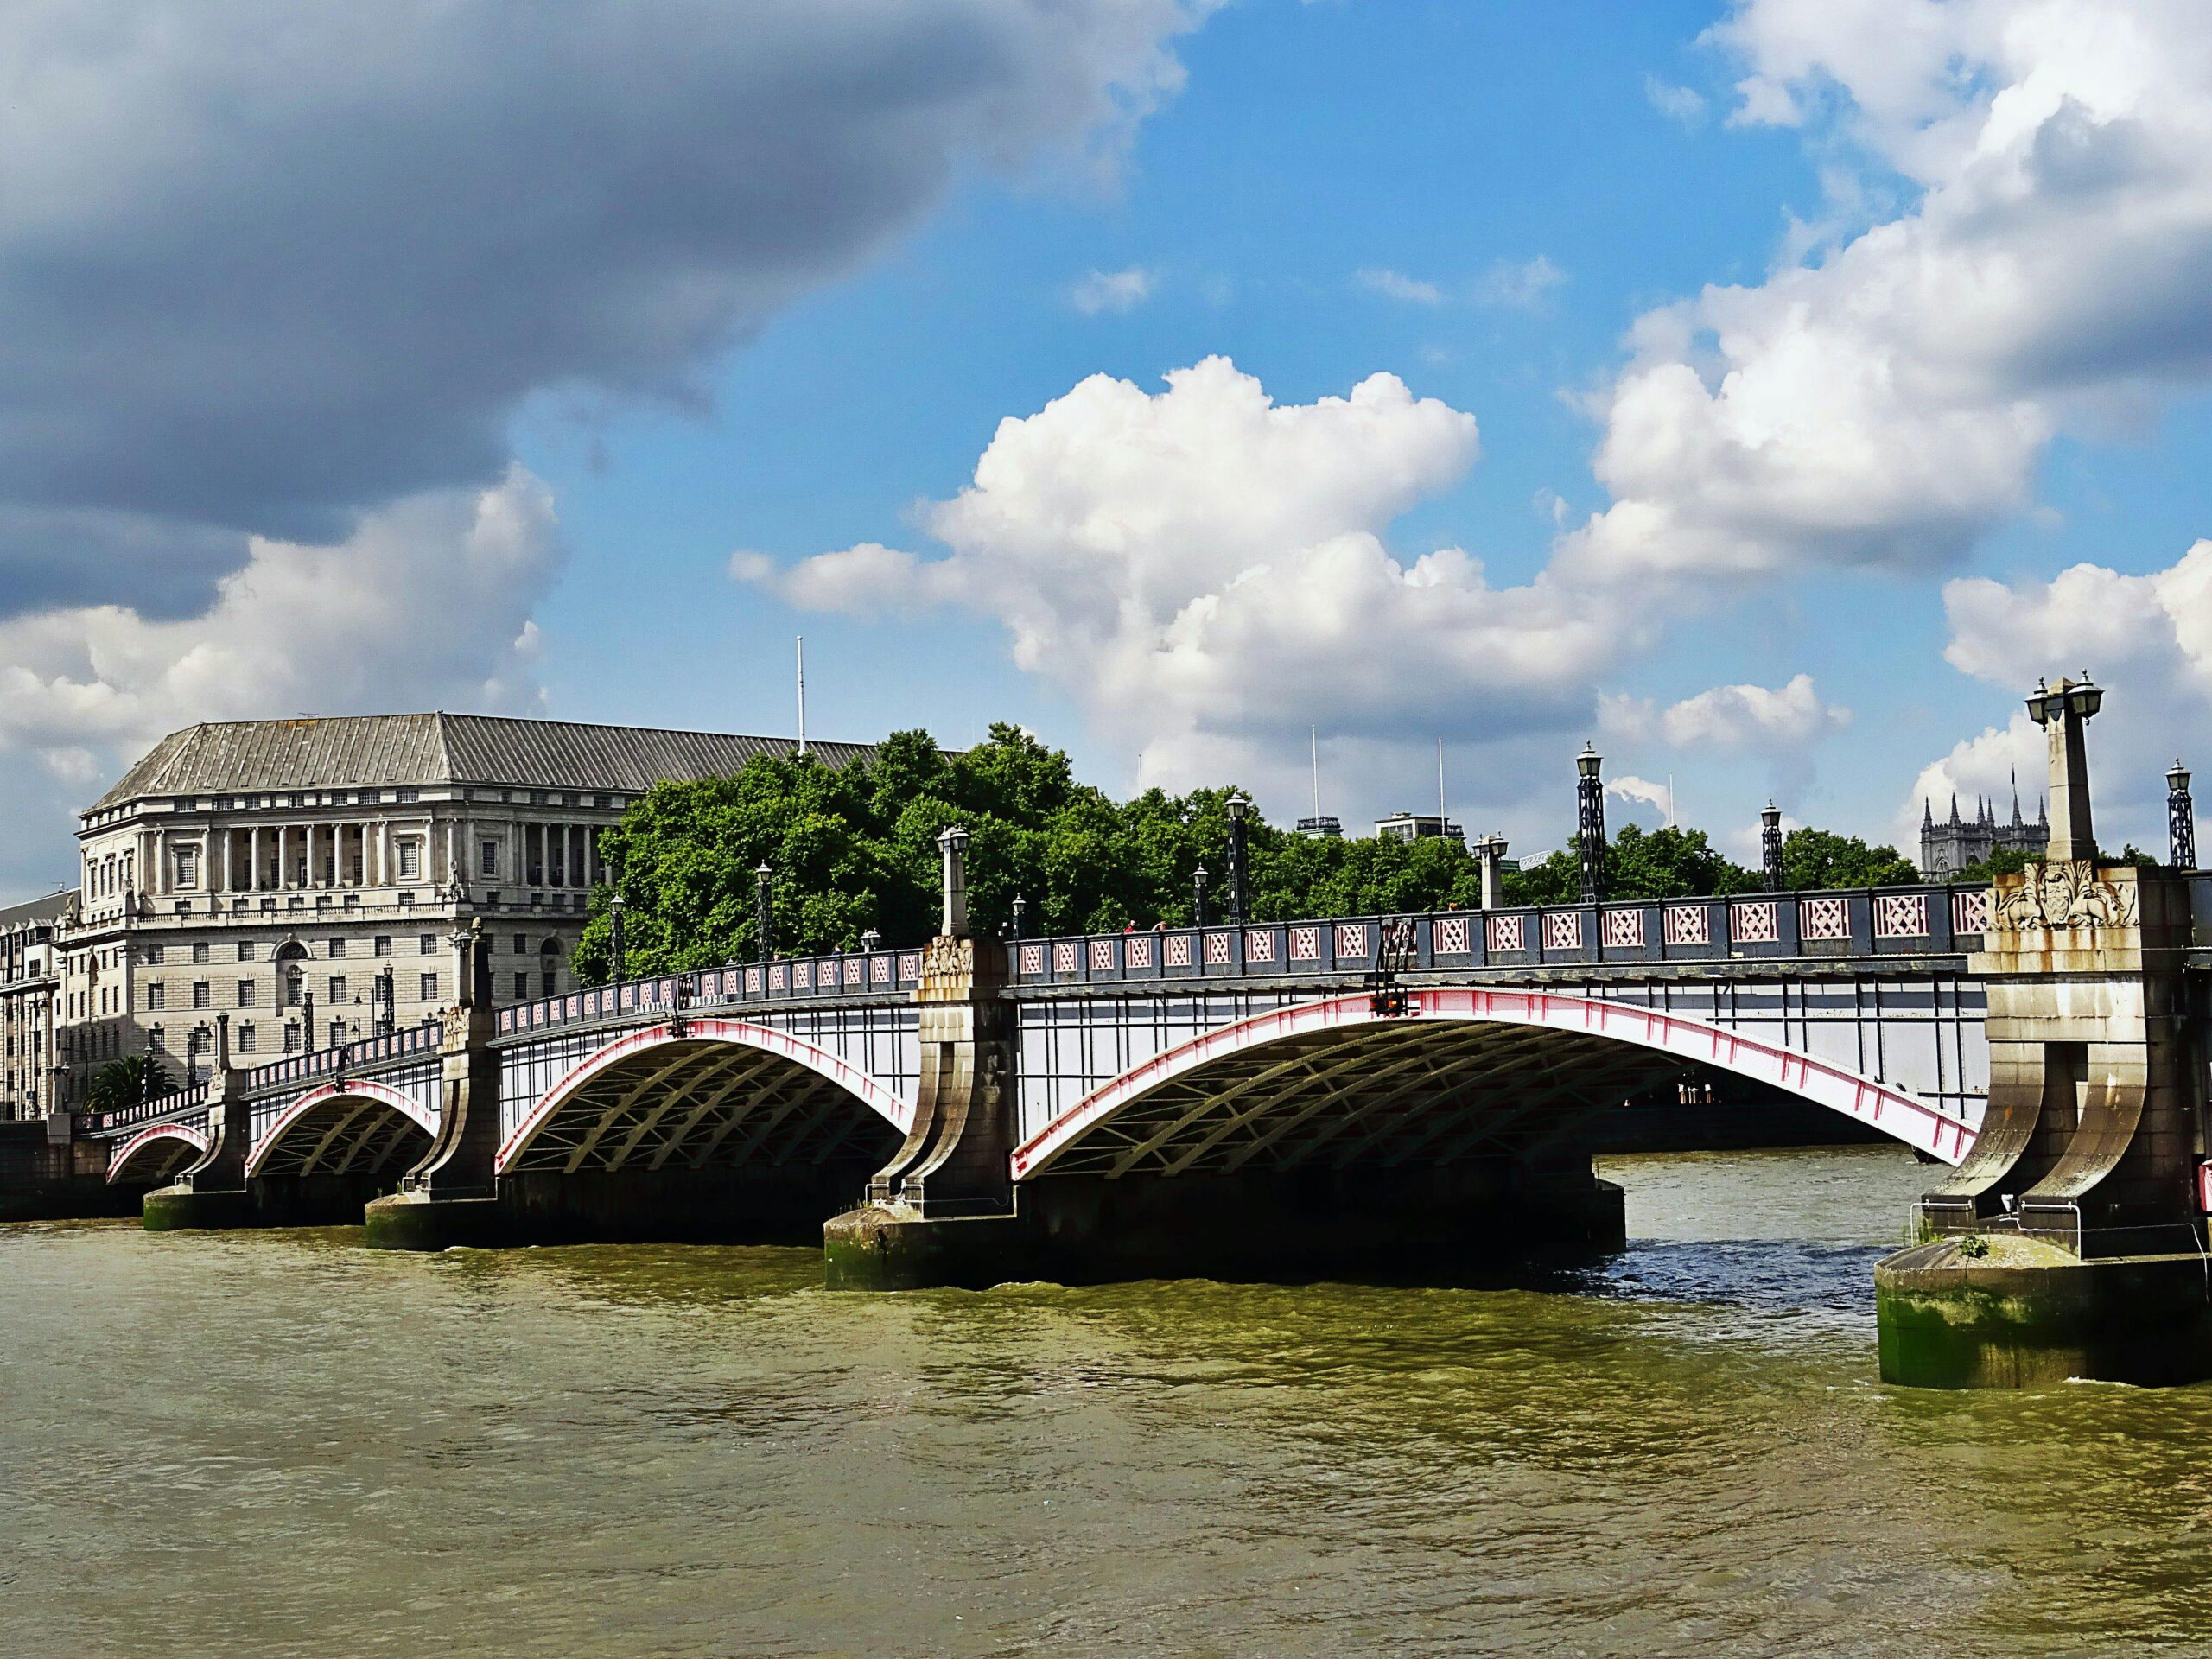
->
[6,0,2212,897]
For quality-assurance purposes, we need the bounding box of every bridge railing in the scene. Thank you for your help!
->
[78,1077,213,1135]
[238,1018,445,1096]
[496,947,926,1039]
[1007,884,1992,988]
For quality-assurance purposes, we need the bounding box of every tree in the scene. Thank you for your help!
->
[1778,827,1918,890]
[86,1052,171,1113]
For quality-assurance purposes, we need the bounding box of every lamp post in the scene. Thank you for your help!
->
[754,862,774,963]
[1010,893,1027,943]
[938,825,971,939]
[374,964,395,1038]
[1224,794,1250,925]
[861,928,881,954]
[2170,759,2196,870]
[1760,802,1785,892]
[1192,864,1210,929]
[607,852,626,982]
[2025,671,2102,862]
[1576,743,1607,904]
[145,1024,164,1103]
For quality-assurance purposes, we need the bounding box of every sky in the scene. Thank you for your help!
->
[6,0,2212,899]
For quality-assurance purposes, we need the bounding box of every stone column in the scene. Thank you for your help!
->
[2030,675,2101,862]
[1478,836,1508,911]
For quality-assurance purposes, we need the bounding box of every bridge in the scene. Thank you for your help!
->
[79,873,1998,1256]
[47,677,2212,1388]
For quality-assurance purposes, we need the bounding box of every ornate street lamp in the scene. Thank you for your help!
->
[2170,759,2196,870]
[1576,743,1607,904]
[754,862,774,963]
[1010,893,1027,943]
[1192,863,1210,929]
[1224,795,1250,925]
[1760,802,1785,893]
[860,928,881,954]
[607,851,627,982]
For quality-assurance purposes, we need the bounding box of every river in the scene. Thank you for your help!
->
[3,1144,2209,1658]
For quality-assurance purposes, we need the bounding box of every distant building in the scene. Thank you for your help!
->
[1918,778,2049,880]
[46,713,873,1111]
[1374,812,1465,847]
[1295,816,1344,839]
[0,889,68,1120]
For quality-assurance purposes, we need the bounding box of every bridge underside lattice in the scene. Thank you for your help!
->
[502,1038,902,1176]
[255,1097,432,1179]
[1028,1019,1683,1182]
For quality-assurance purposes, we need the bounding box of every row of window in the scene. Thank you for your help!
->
[143,934,442,967]
[148,975,438,1011]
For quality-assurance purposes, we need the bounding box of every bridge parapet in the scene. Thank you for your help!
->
[1011,886,1991,988]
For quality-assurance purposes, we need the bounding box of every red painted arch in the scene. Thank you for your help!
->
[495,1018,913,1175]
[1011,987,1978,1180]
[245,1079,437,1178]
[105,1122,210,1185]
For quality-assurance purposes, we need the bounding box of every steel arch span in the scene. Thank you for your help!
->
[1012,987,1978,1182]
[248,1081,438,1179]
[106,1123,210,1185]
[497,1018,912,1177]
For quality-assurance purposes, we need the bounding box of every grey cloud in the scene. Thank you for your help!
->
[0,0,1209,609]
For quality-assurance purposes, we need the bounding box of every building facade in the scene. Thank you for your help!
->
[31,714,868,1115]
[0,891,67,1121]
[1918,785,2050,880]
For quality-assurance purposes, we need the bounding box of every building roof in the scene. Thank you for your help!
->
[0,888,73,928]
[92,715,874,811]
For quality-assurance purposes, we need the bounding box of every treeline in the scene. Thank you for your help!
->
[572,725,1924,982]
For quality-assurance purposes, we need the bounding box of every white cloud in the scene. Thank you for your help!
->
[0,471,559,895]
[1901,542,2212,849]
[1069,267,1158,315]
[753,358,1656,826]
[1476,255,1567,311]
[1645,673,1851,750]
[1646,75,1708,127]
[1608,774,1675,817]
[1565,0,2212,588]
[1357,267,1446,305]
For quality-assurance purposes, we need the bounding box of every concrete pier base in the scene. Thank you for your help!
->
[1875,1237,2212,1388]
[825,1166,1627,1291]
[362,1191,506,1251]
[143,1173,398,1231]
[142,1185,257,1231]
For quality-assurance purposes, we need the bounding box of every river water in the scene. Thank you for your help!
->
[4,1144,2210,1659]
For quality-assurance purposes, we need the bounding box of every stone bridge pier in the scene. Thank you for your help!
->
[1877,677,2212,1387]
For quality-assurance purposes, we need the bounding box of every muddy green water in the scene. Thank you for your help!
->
[3,1145,2210,1658]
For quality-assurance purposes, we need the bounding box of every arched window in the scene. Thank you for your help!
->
[275,939,308,1009]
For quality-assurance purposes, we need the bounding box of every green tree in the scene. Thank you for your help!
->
[86,1052,171,1112]
[1778,827,1918,890]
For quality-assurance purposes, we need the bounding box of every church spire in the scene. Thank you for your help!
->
[1948,791,1961,826]
[1923,796,1935,827]
[2010,768,2023,828]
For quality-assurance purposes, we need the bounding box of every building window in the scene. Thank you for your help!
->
[327,938,346,958]
[480,841,499,877]
[418,933,436,956]
[238,1025,257,1054]
[238,981,256,1008]
[192,982,211,1010]
[513,972,528,1000]
[419,973,439,1001]
[541,970,557,996]
[374,936,391,957]
[329,1020,346,1048]
[397,788,418,804]
[175,848,199,889]
[512,934,526,954]
[192,942,210,964]
[328,976,346,1003]
[282,973,303,1009]
[145,944,164,966]
[397,841,422,880]
[283,1024,300,1053]
[146,982,165,1011]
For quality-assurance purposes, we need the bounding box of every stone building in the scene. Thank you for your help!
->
[0,890,68,1120]
[41,714,868,1113]
[1918,779,2050,880]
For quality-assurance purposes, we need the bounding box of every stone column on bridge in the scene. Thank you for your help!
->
[826,825,1024,1287]
[1477,836,1508,911]
[143,1014,257,1230]
[1876,671,2212,1389]
[363,920,504,1249]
